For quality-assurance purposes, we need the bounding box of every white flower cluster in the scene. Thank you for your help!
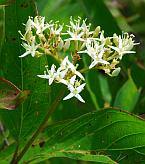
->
[19,16,138,103]
[37,56,86,103]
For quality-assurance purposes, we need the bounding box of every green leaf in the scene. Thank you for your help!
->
[81,0,121,35]
[0,144,16,163]
[113,76,140,112]
[17,108,145,163]
[0,0,14,6]
[0,78,30,110]
[0,0,50,145]
[30,153,116,164]
[98,74,112,104]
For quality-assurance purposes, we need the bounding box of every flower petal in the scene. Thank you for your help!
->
[75,94,85,103]
[19,51,30,58]
[77,83,86,93]
[49,77,54,85]
[89,60,97,69]
[37,75,49,79]
[63,93,74,100]
[75,71,85,80]
[70,75,76,85]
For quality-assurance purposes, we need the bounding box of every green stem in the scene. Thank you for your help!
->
[11,89,65,164]
[82,57,100,111]
[79,67,90,73]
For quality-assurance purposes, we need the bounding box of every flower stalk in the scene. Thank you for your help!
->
[11,89,65,164]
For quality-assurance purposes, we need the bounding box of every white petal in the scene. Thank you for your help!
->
[118,37,122,49]
[77,83,86,93]
[75,94,85,103]
[67,31,74,38]
[98,50,104,59]
[108,45,119,52]
[75,71,85,80]
[31,51,36,57]
[61,56,68,67]
[63,69,68,78]
[49,78,54,85]
[70,21,76,30]
[70,75,76,85]
[122,50,136,54]
[99,59,109,65]
[67,38,84,41]
[89,60,97,69]
[37,75,49,79]
[63,93,74,100]
[59,79,68,85]
[78,32,84,38]
[19,51,30,58]
[67,84,75,93]
[67,59,75,70]
[77,50,88,54]
[59,69,68,79]
[22,43,30,50]
[51,64,56,73]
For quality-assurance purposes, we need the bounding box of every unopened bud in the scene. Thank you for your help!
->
[111,67,121,76]
[113,33,119,46]
[63,40,70,51]
[35,51,43,58]
[93,26,101,37]
[57,39,64,50]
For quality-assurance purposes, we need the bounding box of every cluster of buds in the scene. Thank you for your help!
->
[19,16,138,103]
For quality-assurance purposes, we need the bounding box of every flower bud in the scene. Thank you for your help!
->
[111,67,121,76]
[93,26,101,37]
[63,40,70,51]
[57,38,64,50]
[113,33,119,46]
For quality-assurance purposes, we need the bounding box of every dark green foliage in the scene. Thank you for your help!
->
[0,0,145,164]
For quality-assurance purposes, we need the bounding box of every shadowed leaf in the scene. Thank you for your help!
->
[0,78,30,110]
[113,76,140,112]
[0,0,14,6]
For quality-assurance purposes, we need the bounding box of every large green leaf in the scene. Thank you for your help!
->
[1,108,145,163]
[113,76,140,112]
[0,0,50,145]
[15,108,145,163]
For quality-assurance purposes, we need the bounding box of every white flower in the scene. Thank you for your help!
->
[50,23,63,35]
[19,37,39,58]
[60,56,85,80]
[32,16,51,34]
[81,20,93,37]
[55,67,68,84]
[89,55,109,69]
[96,31,106,45]
[68,16,82,31]
[63,75,86,103]
[78,40,109,68]
[109,33,137,59]
[37,64,56,85]
[65,17,91,41]
[24,16,33,33]
[65,31,84,41]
